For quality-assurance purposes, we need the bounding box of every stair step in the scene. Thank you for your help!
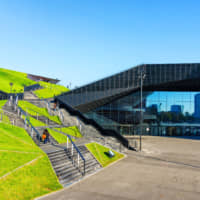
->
[47,150,69,157]
[56,166,79,177]
[48,153,70,160]
[53,163,72,171]
[60,175,82,187]
[54,163,74,172]
[50,159,71,167]
[50,156,70,164]
[59,171,82,184]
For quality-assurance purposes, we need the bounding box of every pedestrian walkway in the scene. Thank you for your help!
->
[36,146,200,200]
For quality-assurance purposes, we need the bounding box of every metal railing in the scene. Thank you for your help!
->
[58,109,64,123]
[24,83,42,92]
[17,106,41,145]
[0,109,16,125]
[16,105,52,125]
[44,99,51,115]
[53,128,86,175]
[6,96,86,175]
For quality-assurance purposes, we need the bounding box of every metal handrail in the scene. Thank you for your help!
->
[17,106,50,125]
[60,109,64,123]
[17,106,41,145]
[43,99,51,114]
[0,108,18,117]
[18,104,60,125]
[52,128,86,175]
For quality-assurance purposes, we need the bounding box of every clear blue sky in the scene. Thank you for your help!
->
[0,0,200,88]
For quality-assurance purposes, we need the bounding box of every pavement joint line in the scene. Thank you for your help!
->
[0,155,43,180]
[34,153,127,200]
[130,152,200,169]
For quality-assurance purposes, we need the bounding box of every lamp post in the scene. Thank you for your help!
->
[139,67,146,151]
[9,82,13,93]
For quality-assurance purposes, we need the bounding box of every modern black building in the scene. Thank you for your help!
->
[56,63,200,137]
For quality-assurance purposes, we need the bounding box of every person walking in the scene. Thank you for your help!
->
[45,129,50,143]
[42,130,47,144]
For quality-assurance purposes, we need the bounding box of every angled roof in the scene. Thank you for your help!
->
[28,74,60,84]
[57,63,200,112]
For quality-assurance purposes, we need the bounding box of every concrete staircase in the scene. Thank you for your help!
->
[2,103,25,127]
[23,99,60,126]
[47,145,101,187]
[2,99,103,187]
[24,91,38,100]
[59,108,125,151]
[33,127,58,147]
[26,99,47,108]
[32,115,59,126]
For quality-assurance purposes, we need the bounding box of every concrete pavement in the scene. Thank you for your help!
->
[36,136,200,200]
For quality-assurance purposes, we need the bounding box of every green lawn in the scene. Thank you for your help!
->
[55,126,82,138]
[34,81,69,99]
[22,115,46,127]
[86,142,124,167]
[0,122,62,200]
[47,128,75,144]
[0,68,36,93]
[0,100,7,108]
[0,100,10,124]
[47,126,81,144]
[18,100,61,124]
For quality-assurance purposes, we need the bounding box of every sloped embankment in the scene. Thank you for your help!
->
[0,122,62,200]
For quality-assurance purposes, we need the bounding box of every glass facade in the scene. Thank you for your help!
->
[57,63,200,137]
[85,91,200,136]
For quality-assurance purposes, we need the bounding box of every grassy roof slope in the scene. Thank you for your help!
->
[0,122,62,200]
[34,81,69,99]
[18,100,61,124]
[0,68,36,93]
[86,142,124,167]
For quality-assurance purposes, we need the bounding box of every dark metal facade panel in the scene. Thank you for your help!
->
[57,63,200,112]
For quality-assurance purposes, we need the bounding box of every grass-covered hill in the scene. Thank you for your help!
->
[18,100,61,124]
[0,68,36,93]
[34,81,69,99]
[0,122,62,200]
[0,68,69,98]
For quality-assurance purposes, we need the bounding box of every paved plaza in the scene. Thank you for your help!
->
[37,137,200,200]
